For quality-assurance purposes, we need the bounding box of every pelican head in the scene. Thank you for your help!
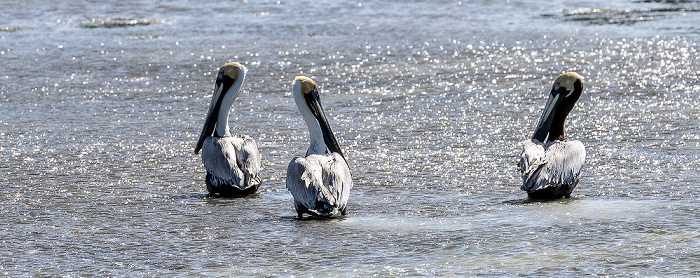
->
[195,62,247,154]
[292,76,345,159]
[532,72,584,143]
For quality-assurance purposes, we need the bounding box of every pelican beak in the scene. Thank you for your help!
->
[532,84,569,142]
[195,72,235,154]
[303,87,345,159]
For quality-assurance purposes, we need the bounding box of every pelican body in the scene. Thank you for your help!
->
[195,62,262,197]
[286,76,352,218]
[518,72,586,199]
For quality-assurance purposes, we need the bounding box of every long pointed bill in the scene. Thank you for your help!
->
[532,91,561,142]
[195,72,235,154]
[304,88,345,159]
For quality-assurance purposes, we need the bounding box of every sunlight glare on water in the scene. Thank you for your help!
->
[1,0,699,276]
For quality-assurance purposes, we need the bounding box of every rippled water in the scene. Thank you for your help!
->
[1,0,699,276]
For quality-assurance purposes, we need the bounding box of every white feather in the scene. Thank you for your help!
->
[286,152,352,217]
[201,135,262,190]
[518,139,586,194]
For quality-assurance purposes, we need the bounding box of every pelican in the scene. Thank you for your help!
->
[518,72,586,199]
[286,76,352,218]
[194,62,262,197]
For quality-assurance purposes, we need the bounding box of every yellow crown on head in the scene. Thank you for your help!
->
[554,72,583,92]
[294,76,317,94]
[219,62,245,80]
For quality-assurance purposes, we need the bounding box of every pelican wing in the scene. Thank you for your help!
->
[235,135,263,187]
[201,135,262,190]
[286,153,352,216]
[518,139,585,192]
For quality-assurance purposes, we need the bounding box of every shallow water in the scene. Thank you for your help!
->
[1,0,699,276]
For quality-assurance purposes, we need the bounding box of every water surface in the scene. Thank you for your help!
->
[1,0,699,276]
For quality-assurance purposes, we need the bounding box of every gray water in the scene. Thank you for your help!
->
[1,0,699,276]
